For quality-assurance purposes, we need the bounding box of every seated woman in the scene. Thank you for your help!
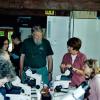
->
[0,50,16,99]
[84,59,100,100]
[0,36,9,51]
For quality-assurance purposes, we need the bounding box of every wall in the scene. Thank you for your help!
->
[73,19,100,62]
[20,27,31,41]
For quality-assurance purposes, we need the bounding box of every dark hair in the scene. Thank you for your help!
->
[0,36,9,49]
[67,37,81,51]
[11,33,21,40]
[0,50,15,80]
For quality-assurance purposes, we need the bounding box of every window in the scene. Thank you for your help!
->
[0,31,4,36]
[0,28,14,52]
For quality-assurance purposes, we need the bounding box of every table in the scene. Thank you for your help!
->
[31,87,76,100]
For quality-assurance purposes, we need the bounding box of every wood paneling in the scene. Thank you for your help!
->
[0,0,100,10]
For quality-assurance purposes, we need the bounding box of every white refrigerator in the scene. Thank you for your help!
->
[46,16,70,80]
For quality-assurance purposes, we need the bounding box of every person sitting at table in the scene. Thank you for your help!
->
[0,50,16,99]
[84,59,100,100]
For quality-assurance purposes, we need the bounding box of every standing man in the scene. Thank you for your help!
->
[20,26,53,84]
[11,33,22,76]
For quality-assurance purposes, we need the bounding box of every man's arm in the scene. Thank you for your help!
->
[47,55,53,81]
[20,54,25,79]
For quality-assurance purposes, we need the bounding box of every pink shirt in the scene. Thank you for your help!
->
[61,51,87,86]
[88,74,100,100]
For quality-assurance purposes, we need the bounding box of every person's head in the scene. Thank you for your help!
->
[11,33,21,45]
[84,59,100,80]
[0,36,9,51]
[31,26,43,45]
[0,50,15,87]
[67,37,82,55]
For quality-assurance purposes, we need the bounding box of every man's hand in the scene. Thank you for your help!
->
[48,72,52,82]
[47,55,53,82]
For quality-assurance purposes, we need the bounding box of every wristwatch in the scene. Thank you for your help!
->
[48,72,52,74]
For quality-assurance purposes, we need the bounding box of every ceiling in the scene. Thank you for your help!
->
[0,0,100,28]
[0,0,100,10]
[0,0,100,16]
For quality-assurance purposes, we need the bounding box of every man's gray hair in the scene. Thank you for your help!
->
[0,50,16,80]
[31,26,43,34]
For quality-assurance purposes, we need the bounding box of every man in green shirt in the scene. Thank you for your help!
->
[20,26,53,85]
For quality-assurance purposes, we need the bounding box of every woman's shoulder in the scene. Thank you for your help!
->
[63,53,71,57]
[78,51,86,55]
[78,51,87,58]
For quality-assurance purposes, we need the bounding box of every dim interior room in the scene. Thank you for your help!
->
[0,1,100,100]
[0,10,100,80]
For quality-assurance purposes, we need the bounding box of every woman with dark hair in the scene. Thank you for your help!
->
[60,37,87,87]
[0,36,9,51]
